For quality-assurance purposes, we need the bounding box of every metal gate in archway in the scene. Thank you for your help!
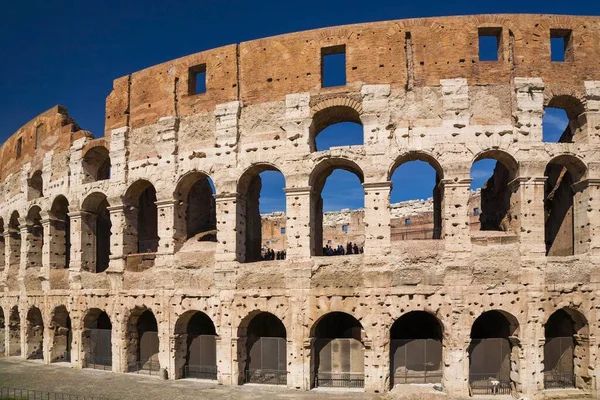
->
[314,338,364,388]
[391,339,442,386]
[185,334,218,380]
[544,336,575,389]
[245,337,287,385]
[87,329,112,370]
[469,338,512,395]
[134,331,160,374]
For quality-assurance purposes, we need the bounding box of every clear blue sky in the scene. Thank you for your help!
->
[1,0,595,213]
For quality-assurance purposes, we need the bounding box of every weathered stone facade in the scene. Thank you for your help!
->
[1,14,600,399]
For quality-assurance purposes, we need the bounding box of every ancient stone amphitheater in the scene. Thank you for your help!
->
[1,13,600,399]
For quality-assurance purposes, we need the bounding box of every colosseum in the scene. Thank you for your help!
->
[1,13,600,399]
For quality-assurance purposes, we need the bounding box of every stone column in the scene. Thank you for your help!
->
[40,216,53,291]
[363,182,392,257]
[214,194,238,263]
[440,179,472,253]
[580,81,600,143]
[284,187,312,260]
[107,205,132,272]
[155,199,177,268]
[443,337,470,397]
[573,179,600,256]
[364,327,386,393]
[509,177,547,257]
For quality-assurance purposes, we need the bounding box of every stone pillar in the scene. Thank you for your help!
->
[364,327,386,393]
[363,182,392,257]
[509,177,547,256]
[109,127,129,183]
[284,187,312,260]
[514,77,544,142]
[443,338,470,397]
[579,81,600,143]
[282,93,311,152]
[573,179,600,256]
[361,84,392,153]
[215,101,241,150]
[40,216,53,291]
[107,205,132,272]
[440,179,472,253]
[214,194,238,263]
[441,78,470,128]
[67,211,91,289]
[155,199,177,268]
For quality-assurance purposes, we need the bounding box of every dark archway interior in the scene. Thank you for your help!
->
[138,186,159,253]
[51,196,71,268]
[544,309,578,389]
[26,307,44,360]
[314,312,362,340]
[83,309,112,369]
[545,164,575,256]
[478,161,512,231]
[183,312,217,379]
[96,198,111,272]
[29,170,43,200]
[83,147,111,181]
[391,312,442,340]
[136,310,159,369]
[8,306,21,356]
[242,312,287,385]
[471,311,514,339]
[185,178,216,240]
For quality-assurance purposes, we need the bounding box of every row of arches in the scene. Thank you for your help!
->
[0,305,589,393]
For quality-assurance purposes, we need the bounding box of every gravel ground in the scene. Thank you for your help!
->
[0,358,382,400]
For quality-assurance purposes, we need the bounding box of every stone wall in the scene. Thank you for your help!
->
[1,14,600,399]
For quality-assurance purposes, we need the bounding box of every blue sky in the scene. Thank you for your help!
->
[0,0,594,213]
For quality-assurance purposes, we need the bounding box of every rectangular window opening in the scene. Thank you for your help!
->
[321,45,346,88]
[280,227,285,234]
[551,29,573,62]
[405,218,411,226]
[188,64,207,95]
[478,27,502,62]
[16,137,22,158]
[473,207,480,216]
[342,225,349,232]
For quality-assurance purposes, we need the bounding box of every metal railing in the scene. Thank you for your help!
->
[469,374,511,395]
[245,369,287,385]
[393,227,442,241]
[85,355,112,371]
[184,364,217,380]
[0,387,109,400]
[315,372,364,388]
[544,372,575,389]
[128,361,160,376]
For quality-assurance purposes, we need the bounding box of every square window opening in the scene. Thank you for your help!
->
[550,29,573,62]
[321,45,346,88]
[405,218,411,226]
[188,64,207,95]
[342,225,349,232]
[473,207,480,216]
[280,227,286,234]
[478,27,502,61]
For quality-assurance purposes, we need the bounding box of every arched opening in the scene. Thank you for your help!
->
[0,307,5,356]
[174,172,217,245]
[310,160,365,256]
[0,218,5,271]
[127,308,160,375]
[544,156,586,256]
[389,155,443,241]
[311,312,365,389]
[174,311,217,380]
[26,306,44,360]
[469,310,520,396]
[7,212,21,270]
[238,312,287,385]
[49,305,71,363]
[50,196,70,269]
[28,170,43,200]
[310,105,363,151]
[544,308,589,390]
[543,96,585,143]
[82,309,112,370]
[470,152,518,233]
[82,146,111,182]
[81,193,112,273]
[237,166,286,262]
[390,312,443,388]
[8,306,20,356]
[124,181,159,254]
[25,206,43,269]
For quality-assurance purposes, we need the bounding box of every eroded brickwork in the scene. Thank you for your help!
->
[1,14,600,399]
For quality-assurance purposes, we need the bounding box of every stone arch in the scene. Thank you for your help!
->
[471,150,519,233]
[25,206,43,269]
[49,305,71,363]
[28,170,43,200]
[173,311,217,380]
[544,155,587,256]
[236,164,286,263]
[388,152,444,240]
[468,310,520,396]
[124,180,159,254]
[310,100,364,151]
[82,145,111,182]
[174,171,217,245]
[25,306,44,361]
[311,311,365,389]
[389,311,443,387]
[543,307,590,390]
[49,195,70,269]
[309,158,365,256]
[125,307,160,374]
[7,306,20,356]
[81,192,111,273]
[237,311,287,385]
[82,308,112,370]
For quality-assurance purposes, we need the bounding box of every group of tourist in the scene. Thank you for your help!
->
[323,242,363,256]
[262,248,287,260]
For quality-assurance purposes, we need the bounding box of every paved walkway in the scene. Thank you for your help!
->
[0,358,383,400]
